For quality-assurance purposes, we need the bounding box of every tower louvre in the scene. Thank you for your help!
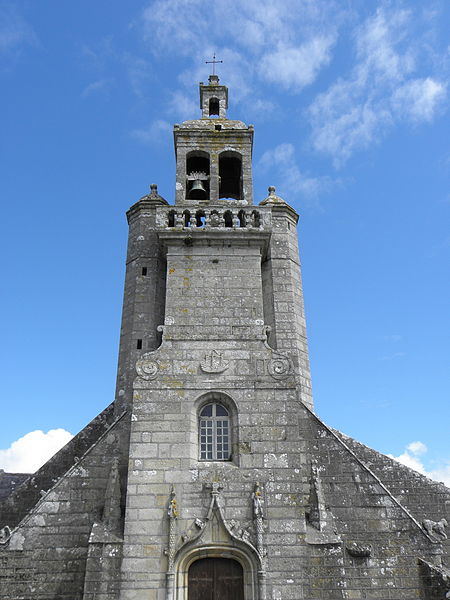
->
[1,76,449,600]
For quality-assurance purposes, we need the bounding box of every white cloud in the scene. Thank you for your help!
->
[259,36,336,91]
[81,78,113,99]
[138,0,343,112]
[388,441,450,487]
[258,142,335,206]
[392,77,447,121]
[407,441,427,455]
[308,6,448,166]
[0,429,74,473]
[0,3,36,57]
[167,90,199,121]
[130,119,172,145]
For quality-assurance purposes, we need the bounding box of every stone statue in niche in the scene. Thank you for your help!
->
[422,518,448,540]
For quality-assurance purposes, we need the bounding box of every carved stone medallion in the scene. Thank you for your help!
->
[267,351,293,380]
[136,354,159,380]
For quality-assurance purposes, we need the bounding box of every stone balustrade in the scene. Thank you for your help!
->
[156,206,271,230]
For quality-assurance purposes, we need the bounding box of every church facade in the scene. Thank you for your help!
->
[1,76,449,600]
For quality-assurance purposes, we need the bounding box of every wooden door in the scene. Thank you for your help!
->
[188,557,244,600]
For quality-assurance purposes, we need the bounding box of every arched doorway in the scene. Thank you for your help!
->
[188,557,244,599]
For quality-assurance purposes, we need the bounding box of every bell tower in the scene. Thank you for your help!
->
[116,73,314,597]
[174,74,254,205]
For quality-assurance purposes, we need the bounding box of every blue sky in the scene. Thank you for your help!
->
[0,0,449,482]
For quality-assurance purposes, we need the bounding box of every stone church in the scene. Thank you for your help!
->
[1,75,449,600]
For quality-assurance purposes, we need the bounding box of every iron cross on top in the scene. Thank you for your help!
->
[206,53,223,75]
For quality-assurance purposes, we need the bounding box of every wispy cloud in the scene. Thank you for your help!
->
[380,351,406,361]
[130,118,172,145]
[122,52,154,98]
[132,1,448,167]
[391,77,446,122]
[81,78,113,99]
[138,0,344,105]
[0,429,73,473]
[259,35,336,92]
[308,6,448,166]
[388,441,450,487]
[380,334,402,342]
[0,3,36,60]
[258,142,336,207]
[167,90,198,122]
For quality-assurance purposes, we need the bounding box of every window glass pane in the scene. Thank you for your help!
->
[199,402,231,461]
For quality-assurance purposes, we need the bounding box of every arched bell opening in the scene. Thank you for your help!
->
[209,97,220,117]
[219,151,242,200]
[186,151,210,200]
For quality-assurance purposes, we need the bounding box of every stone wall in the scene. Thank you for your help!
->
[0,414,127,600]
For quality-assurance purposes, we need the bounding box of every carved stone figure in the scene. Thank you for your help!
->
[423,518,448,540]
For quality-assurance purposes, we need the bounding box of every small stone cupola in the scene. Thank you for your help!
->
[200,74,228,119]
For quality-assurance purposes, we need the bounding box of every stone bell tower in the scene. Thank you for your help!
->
[114,74,313,419]
[116,74,313,599]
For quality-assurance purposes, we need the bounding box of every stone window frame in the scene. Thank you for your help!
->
[195,392,239,465]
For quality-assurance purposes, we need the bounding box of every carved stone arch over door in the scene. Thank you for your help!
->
[174,545,259,600]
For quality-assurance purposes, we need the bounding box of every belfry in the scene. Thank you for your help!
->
[1,75,449,600]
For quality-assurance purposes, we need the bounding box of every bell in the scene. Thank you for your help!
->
[188,179,207,200]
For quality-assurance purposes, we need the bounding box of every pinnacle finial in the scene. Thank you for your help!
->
[259,185,287,206]
[137,183,168,205]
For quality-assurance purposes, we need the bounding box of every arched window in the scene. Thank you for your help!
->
[186,151,210,200]
[219,151,242,200]
[209,97,220,117]
[199,403,230,460]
